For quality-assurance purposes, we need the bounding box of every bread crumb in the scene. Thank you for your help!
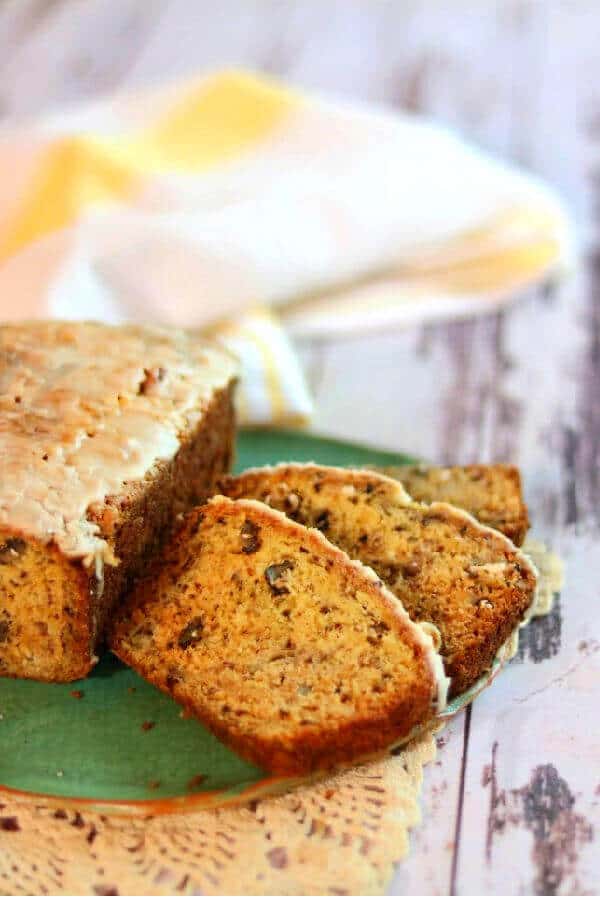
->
[187,774,206,790]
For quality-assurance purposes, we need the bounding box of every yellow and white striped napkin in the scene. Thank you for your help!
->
[0,70,570,426]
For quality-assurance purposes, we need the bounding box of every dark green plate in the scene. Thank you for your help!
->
[0,429,417,814]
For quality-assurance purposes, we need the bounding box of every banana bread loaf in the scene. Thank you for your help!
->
[370,464,529,545]
[110,495,447,775]
[0,321,238,682]
[220,464,537,698]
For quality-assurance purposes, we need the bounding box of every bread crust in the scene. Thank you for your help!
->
[89,384,237,647]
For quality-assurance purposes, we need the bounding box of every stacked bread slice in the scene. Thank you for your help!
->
[219,465,537,698]
[111,463,536,774]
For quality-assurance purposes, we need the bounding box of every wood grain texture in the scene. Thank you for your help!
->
[0,0,598,894]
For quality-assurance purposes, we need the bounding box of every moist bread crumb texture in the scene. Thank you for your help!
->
[110,496,444,775]
[373,464,530,545]
[0,321,238,681]
[0,538,91,682]
[220,465,537,698]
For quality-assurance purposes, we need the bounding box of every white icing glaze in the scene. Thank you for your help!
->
[0,321,238,566]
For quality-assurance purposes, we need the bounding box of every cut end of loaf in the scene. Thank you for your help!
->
[0,532,93,681]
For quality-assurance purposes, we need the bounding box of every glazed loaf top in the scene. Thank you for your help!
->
[0,321,238,567]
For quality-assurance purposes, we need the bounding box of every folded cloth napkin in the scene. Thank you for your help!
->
[0,70,570,426]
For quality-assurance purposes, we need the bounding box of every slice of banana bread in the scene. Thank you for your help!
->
[220,465,537,698]
[370,464,529,545]
[110,496,447,775]
[0,321,238,682]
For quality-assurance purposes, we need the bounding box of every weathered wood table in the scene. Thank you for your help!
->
[0,0,598,894]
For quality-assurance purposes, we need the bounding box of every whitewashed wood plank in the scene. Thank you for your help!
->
[391,714,468,896]
[454,527,600,895]
[292,2,600,894]
[0,0,162,117]
[413,4,599,893]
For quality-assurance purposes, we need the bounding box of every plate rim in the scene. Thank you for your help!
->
[0,771,300,817]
